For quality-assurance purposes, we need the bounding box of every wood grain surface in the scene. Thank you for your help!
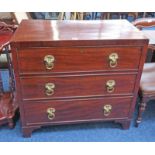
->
[24,96,132,126]
[20,74,136,100]
[18,47,141,74]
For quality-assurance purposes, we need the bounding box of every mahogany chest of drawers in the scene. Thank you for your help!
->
[10,20,148,137]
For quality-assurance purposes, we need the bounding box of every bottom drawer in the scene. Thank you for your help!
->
[24,97,132,126]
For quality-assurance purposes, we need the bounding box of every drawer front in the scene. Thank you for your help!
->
[21,74,136,100]
[24,97,132,125]
[18,47,141,74]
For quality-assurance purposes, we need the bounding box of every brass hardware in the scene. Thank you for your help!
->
[109,53,119,68]
[106,80,115,93]
[47,108,56,120]
[44,55,55,70]
[103,105,112,116]
[45,83,55,96]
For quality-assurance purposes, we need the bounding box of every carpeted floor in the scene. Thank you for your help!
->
[0,71,155,142]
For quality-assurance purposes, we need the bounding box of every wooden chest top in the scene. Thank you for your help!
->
[10,20,148,47]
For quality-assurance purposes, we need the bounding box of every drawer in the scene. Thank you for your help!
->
[24,97,132,125]
[20,74,136,100]
[18,47,141,74]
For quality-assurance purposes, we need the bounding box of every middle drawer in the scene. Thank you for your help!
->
[20,74,136,101]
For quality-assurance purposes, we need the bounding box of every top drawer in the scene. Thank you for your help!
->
[17,47,141,74]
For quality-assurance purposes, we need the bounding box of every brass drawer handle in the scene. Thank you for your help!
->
[109,53,119,68]
[106,80,115,93]
[103,105,112,116]
[47,108,56,120]
[45,83,55,96]
[44,55,55,70]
